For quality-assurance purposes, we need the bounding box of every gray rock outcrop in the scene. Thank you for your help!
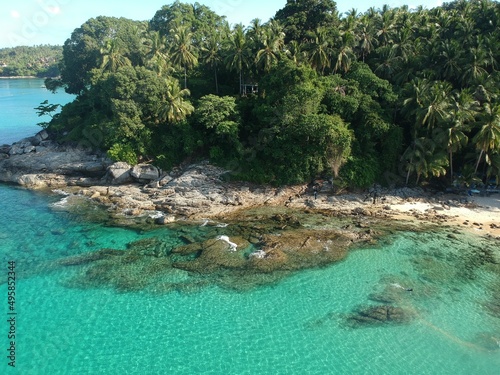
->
[0,131,112,187]
[130,164,160,182]
[107,162,133,184]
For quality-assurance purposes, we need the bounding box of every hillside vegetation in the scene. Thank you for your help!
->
[42,0,500,188]
[0,45,62,77]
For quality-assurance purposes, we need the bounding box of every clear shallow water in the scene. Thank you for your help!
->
[0,78,73,144]
[0,185,499,375]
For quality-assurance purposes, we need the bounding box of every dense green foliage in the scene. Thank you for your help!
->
[0,45,62,77]
[44,0,500,188]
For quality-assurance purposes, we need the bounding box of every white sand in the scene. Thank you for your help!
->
[390,196,500,236]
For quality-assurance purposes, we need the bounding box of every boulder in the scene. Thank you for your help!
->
[35,129,49,143]
[131,164,160,182]
[0,145,11,154]
[24,145,36,154]
[9,143,26,155]
[155,215,176,225]
[107,162,132,184]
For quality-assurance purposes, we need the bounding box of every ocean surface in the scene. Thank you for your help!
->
[1,79,499,374]
[0,78,73,145]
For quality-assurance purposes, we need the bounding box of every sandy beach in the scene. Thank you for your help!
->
[389,195,500,237]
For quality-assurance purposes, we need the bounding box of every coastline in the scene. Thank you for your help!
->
[1,132,499,240]
[0,76,39,79]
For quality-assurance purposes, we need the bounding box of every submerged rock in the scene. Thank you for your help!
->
[59,249,125,266]
[473,332,500,351]
[346,305,415,326]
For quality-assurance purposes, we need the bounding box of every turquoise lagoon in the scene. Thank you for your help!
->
[1,79,499,374]
[0,185,499,375]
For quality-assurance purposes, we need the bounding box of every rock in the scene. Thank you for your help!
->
[249,250,266,259]
[130,164,160,182]
[474,332,500,351]
[24,145,36,153]
[35,129,49,142]
[0,145,11,154]
[352,207,370,216]
[172,242,203,255]
[51,228,66,235]
[59,249,124,266]
[107,162,132,184]
[90,191,101,199]
[155,215,176,225]
[9,143,26,155]
[159,174,173,186]
[347,305,414,326]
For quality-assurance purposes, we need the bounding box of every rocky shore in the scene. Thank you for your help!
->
[1,131,499,240]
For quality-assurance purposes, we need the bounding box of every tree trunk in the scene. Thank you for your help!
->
[449,151,453,185]
[214,63,219,95]
[405,155,413,186]
[239,70,242,95]
[184,65,187,89]
[475,150,484,174]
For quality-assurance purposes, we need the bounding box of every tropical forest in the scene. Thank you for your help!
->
[0,45,62,77]
[41,0,500,189]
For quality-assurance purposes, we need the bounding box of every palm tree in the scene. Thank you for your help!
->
[144,31,171,76]
[356,23,376,62]
[439,39,463,83]
[255,22,285,73]
[442,90,477,183]
[169,26,198,89]
[486,151,500,186]
[285,40,307,66]
[402,137,448,185]
[306,28,332,74]
[100,39,131,73]
[224,24,250,95]
[418,81,453,131]
[401,137,431,185]
[473,103,500,173]
[375,8,395,47]
[158,78,194,123]
[334,32,356,73]
[461,45,489,87]
[201,31,223,94]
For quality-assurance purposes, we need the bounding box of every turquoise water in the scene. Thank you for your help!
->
[1,79,500,374]
[0,78,73,144]
[0,185,499,374]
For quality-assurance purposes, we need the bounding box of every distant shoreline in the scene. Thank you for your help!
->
[0,76,39,79]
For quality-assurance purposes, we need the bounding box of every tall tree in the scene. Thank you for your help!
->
[473,103,500,173]
[100,38,132,73]
[255,22,286,73]
[169,26,198,89]
[224,24,251,95]
[442,90,477,183]
[201,30,223,94]
[306,28,332,74]
[274,0,339,43]
[158,78,194,123]
[144,30,171,76]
